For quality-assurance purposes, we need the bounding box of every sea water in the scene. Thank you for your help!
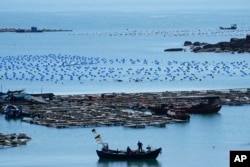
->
[0,0,250,94]
[1,106,250,167]
[0,0,250,166]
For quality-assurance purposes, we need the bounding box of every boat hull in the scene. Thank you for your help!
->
[149,95,222,115]
[183,105,222,114]
[96,148,162,160]
[150,105,221,115]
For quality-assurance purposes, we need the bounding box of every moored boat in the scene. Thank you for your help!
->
[166,109,190,121]
[149,95,222,114]
[3,105,22,118]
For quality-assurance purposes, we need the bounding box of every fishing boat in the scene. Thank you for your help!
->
[149,95,222,114]
[92,129,162,160]
[176,102,222,114]
[219,24,237,30]
[96,143,162,160]
[3,105,22,118]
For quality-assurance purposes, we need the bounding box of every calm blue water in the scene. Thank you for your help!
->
[0,0,250,94]
[1,0,250,166]
[1,106,250,167]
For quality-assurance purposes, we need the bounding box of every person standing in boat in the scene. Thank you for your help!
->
[137,141,143,152]
[127,146,131,154]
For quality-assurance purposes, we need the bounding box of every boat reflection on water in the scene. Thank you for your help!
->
[97,159,161,167]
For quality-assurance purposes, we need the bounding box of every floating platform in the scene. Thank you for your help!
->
[1,88,250,128]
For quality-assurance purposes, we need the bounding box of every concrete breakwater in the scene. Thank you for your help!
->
[1,88,249,128]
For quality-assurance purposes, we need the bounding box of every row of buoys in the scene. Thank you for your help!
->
[68,28,250,38]
[0,54,249,84]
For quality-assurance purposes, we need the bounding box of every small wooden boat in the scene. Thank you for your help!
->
[3,105,22,118]
[92,129,162,160]
[96,143,162,160]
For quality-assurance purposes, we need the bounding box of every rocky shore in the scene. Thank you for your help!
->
[1,88,250,129]
[184,34,250,53]
[164,34,250,53]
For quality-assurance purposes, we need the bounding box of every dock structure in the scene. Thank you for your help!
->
[1,88,250,128]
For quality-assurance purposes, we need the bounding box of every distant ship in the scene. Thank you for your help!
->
[219,24,237,30]
[3,105,22,118]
